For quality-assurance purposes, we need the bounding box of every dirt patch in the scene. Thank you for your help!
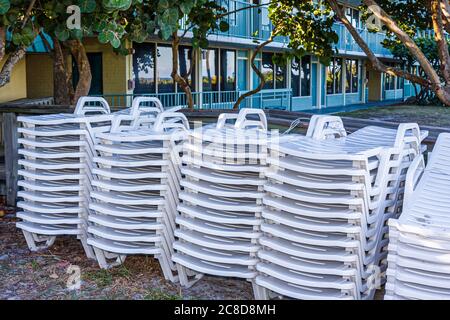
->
[1,214,385,300]
[0,215,253,300]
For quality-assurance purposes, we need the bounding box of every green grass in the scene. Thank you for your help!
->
[83,269,114,287]
[143,289,183,300]
[83,264,133,288]
[337,104,450,127]
[30,260,40,271]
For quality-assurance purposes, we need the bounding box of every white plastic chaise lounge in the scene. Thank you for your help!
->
[385,133,450,300]
[16,96,164,257]
[16,97,117,258]
[254,115,427,300]
[172,109,270,288]
[86,111,189,282]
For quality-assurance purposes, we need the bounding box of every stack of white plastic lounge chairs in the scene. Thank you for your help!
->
[172,109,270,288]
[385,133,450,300]
[16,96,164,257]
[254,116,428,300]
[16,97,119,258]
[87,111,189,282]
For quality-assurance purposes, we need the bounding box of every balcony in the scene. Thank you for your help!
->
[332,23,392,57]
[202,0,393,57]
[213,0,287,43]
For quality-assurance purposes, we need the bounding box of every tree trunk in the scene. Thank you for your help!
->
[53,39,73,105]
[328,0,450,106]
[0,47,26,87]
[431,0,450,84]
[0,27,6,63]
[0,0,36,88]
[362,0,439,83]
[441,1,450,34]
[233,36,275,110]
[171,33,194,110]
[66,40,92,104]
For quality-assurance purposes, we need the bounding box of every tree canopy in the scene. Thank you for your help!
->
[0,0,229,103]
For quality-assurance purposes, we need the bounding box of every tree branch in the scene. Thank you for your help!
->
[361,0,441,89]
[328,0,429,87]
[0,48,26,87]
[0,27,5,62]
[171,32,194,109]
[0,0,37,87]
[22,0,37,28]
[440,0,450,33]
[233,32,277,110]
[65,40,92,104]
[39,32,53,56]
[431,0,450,84]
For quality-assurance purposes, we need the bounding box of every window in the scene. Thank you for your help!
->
[291,56,311,97]
[202,49,218,92]
[406,65,418,83]
[262,52,274,89]
[384,62,396,91]
[178,46,196,90]
[156,44,175,93]
[275,63,287,89]
[134,43,196,94]
[345,59,359,93]
[133,43,156,94]
[385,73,395,91]
[327,58,343,94]
[395,64,405,89]
[262,52,287,90]
[220,49,236,91]
[345,7,360,28]
[291,58,300,97]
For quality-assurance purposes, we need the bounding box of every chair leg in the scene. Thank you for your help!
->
[22,230,56,251]
[93,247,127,269]
[80,235,96,260]
[157,254,179,283]
[176,263,203,288]
[252,281,269,300]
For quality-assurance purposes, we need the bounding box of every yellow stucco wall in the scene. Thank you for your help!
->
[0,57,27,103]
[78,38,131,96]
[26,54,53,98]
[24,38,132,104]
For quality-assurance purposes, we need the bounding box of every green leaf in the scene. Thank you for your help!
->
[179,0,194,15]
[0,0,10,14]
[146,21,156,34]
[105,30,115,42]
[78,0,96,13]
[11,33,21,46]
[160,24,172,40]
[219,20,229,32]
[102,0,132,12]
[110,36,121,48]
[98,31,109,44]
[70,28,83,40]
[199,38,208,49]
[55,25,70,42]
[157,0,169,11]
[162,8,178,26]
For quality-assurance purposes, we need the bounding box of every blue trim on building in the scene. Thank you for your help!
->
[303,99,404,114]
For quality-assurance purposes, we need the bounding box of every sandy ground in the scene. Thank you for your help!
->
[0,215,253,300]
[0,214,385,300]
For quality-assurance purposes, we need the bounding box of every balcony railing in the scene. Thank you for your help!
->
[94,89,292,111]
[332,23,392,56]
[180,0,288,44]
[181,1,395,56]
